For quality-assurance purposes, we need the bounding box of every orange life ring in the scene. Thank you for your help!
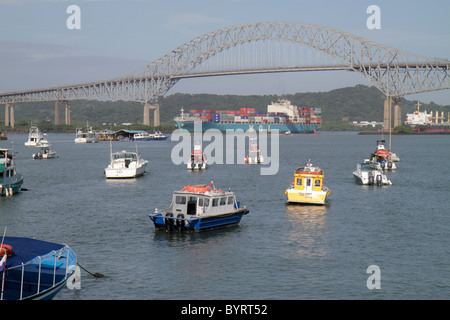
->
[386,155,391,161]
[0,244,13,257]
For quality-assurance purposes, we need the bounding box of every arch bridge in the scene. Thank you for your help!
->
[1,22,449,129]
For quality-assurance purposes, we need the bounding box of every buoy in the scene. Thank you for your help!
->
[313,130,316,136]
[0,244,13,257]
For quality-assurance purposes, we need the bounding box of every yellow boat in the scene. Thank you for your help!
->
[285,161,331,205]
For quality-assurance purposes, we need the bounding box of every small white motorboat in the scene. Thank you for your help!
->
[353,163,392,186]
[24,125,47,146]
[187,140,207,170]
[75,122,98,143]
[244,138,264,164]
[104,142,149,179]
[32,137,57,159]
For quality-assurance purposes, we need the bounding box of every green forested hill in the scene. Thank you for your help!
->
[1,85,448,131]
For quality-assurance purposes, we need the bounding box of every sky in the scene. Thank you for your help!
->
[0,0,449,104]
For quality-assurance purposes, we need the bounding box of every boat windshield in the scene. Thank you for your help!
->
[113,153,137,160]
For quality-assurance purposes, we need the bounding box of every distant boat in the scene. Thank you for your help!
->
[24,125,47,146]
[244,138,264,164]
[75,123,98,143]
[147,180,249,232]
[32,135,57,159]
[187,140,207,170]
[0,236,77,300]
[0,147,24,196]
[150,131,168,140]
[353,163,392,186]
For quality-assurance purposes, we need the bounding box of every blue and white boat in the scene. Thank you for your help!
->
[0,236,77,300]
[147,181,249,232]
[0,147,24,196]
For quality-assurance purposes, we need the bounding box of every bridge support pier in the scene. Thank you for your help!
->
[55,100,60,125]
[4,104,14,128]
[393,97,401,128]
[383,96,392,133]
[5,104,10,127]
[143,104,160,127]
[65,101,71,125]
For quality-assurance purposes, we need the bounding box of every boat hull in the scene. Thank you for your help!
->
[1,237,77,300]
[105,166,146,178]
[285,188,330,205]
[148,209,249,232]
[175,121,320,134]
[0,175,24,196]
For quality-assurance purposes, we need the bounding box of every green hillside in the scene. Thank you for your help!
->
[1,85,448,132]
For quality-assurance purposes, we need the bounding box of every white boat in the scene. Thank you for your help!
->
[147,180,249,232]
[32,135,57,159]
[74,123,98,143]
[133,132,152,141]
[104,142,149,179]
[353,163,392,186]
[187,140,207,170]
[151,131,168,140]
[24,125,47,146]
[375,139,399,162]
[244,138,264,164]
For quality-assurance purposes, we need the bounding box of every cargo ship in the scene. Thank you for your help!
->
[174,99,321,133]
[405,102,450,133]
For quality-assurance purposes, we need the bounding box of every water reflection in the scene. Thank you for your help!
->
[284,204,329,258]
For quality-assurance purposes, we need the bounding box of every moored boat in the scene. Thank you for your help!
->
[244,138,264,164]
[366,145,396,171]
[32,135,57,159]
[284,161,331,205]
[147,181,249,232]
[75,123,98,143]
[0,147,23,196]
[187,140,207,170]
[0,236,77,300]
[353,163,392,186]
[104,143,149,179]
[24,125,47,146]
[151,131,168,140]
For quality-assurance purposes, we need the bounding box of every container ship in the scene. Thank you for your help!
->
[405,102,450,133]
[174,99,321,133]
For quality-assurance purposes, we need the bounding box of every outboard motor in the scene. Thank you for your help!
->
[176,214,185,233]
[368,173,374,185]
[376,174,382,186]
[165,213,174,232]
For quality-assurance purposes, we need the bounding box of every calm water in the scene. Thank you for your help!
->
[0,131,448,300]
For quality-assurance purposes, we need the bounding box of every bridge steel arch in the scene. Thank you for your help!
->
[0,22,448,111]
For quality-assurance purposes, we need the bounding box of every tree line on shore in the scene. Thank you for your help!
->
[1,85,448,133]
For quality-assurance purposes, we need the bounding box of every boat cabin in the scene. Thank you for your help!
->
[292,166,324,193]
[168,185,236,217]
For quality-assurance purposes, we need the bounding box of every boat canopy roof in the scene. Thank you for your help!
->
[177,184,232,197]
[294,166,323,176]
[2,237,66,269]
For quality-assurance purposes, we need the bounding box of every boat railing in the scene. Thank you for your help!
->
[1,245,72,300]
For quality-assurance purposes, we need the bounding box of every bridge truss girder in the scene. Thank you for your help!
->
[0,22,448,105]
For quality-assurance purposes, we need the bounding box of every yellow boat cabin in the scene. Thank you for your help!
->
[285,161,331,205]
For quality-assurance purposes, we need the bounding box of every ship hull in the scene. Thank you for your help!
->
[175,121,320,133]
[408,124,450,133]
